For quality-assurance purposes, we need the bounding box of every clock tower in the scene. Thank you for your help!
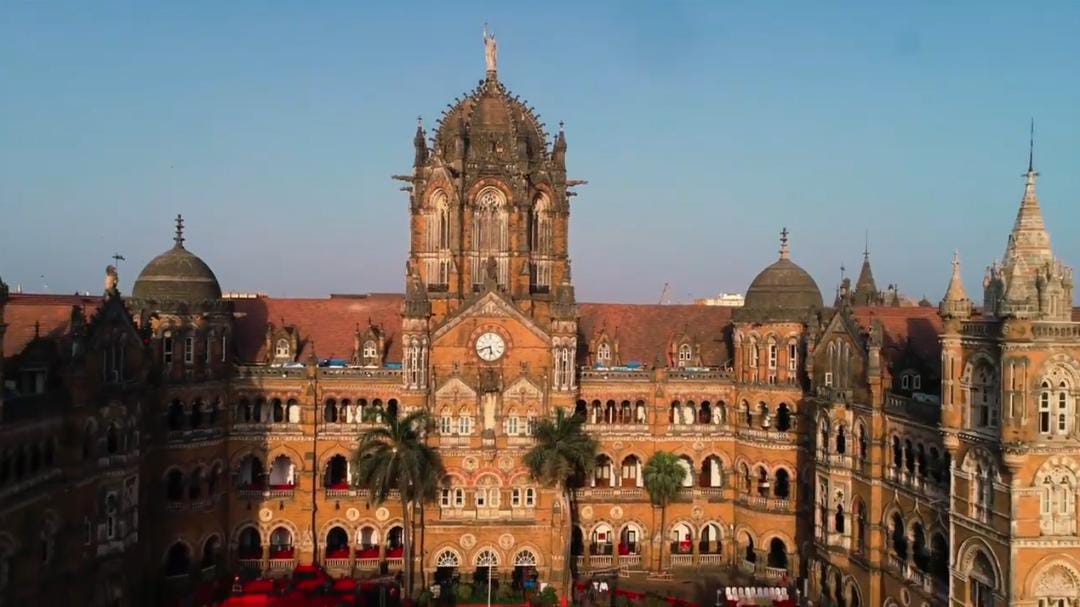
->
[396,35,581,581]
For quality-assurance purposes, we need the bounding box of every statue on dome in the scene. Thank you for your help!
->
[104,265,119,294]
[483,24,497,73]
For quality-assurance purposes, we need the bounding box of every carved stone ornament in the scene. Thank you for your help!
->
[1035,563,1080,596]
[259,508,273,523]
[580,505,594,521]
[691,506,704,521]
[376,507,390,521]
[693,441,704,452]
[300,530,314,551]
[463,457,479,471]
[499,533,515,549]
[346,508,360,522]
[460,533,477,549]
[610,506,623,520]
[613,441,624,451]
[499,456,514,471]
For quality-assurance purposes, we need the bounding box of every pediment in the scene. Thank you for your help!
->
[435,377,477,400]
[431,291,550,344]
[503,376,542,399]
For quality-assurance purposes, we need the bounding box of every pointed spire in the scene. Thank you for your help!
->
[853,234,879,305]
[940,250,973,320]
[1003,120,1052,269]
[173,214,185,248]
[413,115,428,167]
[778,227,790,259]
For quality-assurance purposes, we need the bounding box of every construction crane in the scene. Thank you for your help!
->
[658,282,671,305]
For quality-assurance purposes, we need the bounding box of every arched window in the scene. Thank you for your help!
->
[967,550,996,607]
[237,526,262,559]
[774,469,790,499]
[677,343,693,367]
[889,513,907,559]
[269,455,295,488]
[596,342,611,366]
[472,188,508,287]
[969,364,998,429]
[163,542,191,577]
[531,193,553,289]
[269,527,294,558]
[767,538,787,569]
[274,339,290,359]
[1038,463,1078,536]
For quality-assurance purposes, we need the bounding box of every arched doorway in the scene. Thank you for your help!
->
[434,549,460,584]
[386,525,404,558]
[269,527,294,560]
[767,538,788,570]
[669,522,693,555]
[237,527,262,560]
[269,455,295,488]
[325,526,349,558]
[512,550,538,591]
[163,542,191,577]
[473,548,500,586]
[699,523,723,555]
[324,455,350,489]
[201,536,220,570]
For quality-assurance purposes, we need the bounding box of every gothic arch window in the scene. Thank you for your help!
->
[471,187,508,287]
[677,343,693,368]
[1036,458,1079,536]
[1032,562,1080,607]
[767,337,778,370]
[531,193,553,290]
[968,363,998,430]
[274,339,290,359]
[429,190,451,251]
[966,548,997,607]
[596,342,611,367]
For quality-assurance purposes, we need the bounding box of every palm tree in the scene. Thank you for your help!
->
[523,407,598,604]
[354,408,445,598]
[643,452,686,572]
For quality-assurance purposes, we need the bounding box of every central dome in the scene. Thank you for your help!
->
[433,76,550,165]
[737,230,823,322]
[132,218,222,303]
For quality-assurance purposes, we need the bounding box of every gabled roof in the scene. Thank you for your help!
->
[231,294,403,364]
[578,303,733,367]
[2,294,101,359]
[851,306,943,373]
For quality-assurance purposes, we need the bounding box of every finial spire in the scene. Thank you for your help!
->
[779,227,790,259]
[1028,117,1035,173]
[173,214,185,248]
[863,230,870,260]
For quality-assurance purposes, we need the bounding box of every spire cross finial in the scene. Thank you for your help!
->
[864,230,870,259]
[174,214,185,248]
[1028,117,1035,173]
[111,253,125,265]
[779,227,790,259]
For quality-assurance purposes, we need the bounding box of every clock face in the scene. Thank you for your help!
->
[475,332,506,362]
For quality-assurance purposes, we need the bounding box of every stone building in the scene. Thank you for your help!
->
[1,36,1078,607]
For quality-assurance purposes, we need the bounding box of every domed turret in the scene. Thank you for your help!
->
[432,76,549,167]
[132,215,222,303]
[736,228,823,322]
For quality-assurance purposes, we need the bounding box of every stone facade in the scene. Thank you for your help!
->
[1,40,1078,607]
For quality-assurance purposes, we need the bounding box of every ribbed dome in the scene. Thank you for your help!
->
[744,258,824,312]
[132,244,221,303]
[433,76,549,164]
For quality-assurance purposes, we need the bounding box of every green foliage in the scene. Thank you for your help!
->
[613,594,630,607]
[353,409,446,505]
[538,586,559,607]
[455,583,474,602]
[417,590,433,607]
[496,583,518,602]
[643,452,685,507]
[523,408,598,490]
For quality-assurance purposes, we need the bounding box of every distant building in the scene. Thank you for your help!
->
[695,293,745,307]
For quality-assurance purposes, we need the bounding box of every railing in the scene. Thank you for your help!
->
[736,494,792,512]
[267,488,296,499]
[326,488,358,498]
[386,558,403,571]
[356,558,380,570]
[618,554,642,567]
[671,423,723,434]
[668,368,733,380]
[698,553,724,566]
[319,367,403,380]
[165,501,186,512]
[1033,323,1080,340]
[589,555,613,568]
[238,558,263,570]
[823,453,852,469]
[268,559,296,571]
[884,393,940,423]
[579,369,652,381]
[200,566,217,581]
[237,366,306,379]
[324,558,352,570]
[737,427,795,443]
[669,555,694,567]
[739,560,756,575]
[583,423,649,433]
[762,566,787,580]
[574,487,646,501]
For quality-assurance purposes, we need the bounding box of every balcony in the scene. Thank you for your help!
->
[579,369,652,381]
[238,558,263,571]
[574,487,647,502]
[386,558,403,571]
[583,423,650,434]
[268,559,296,571]
[324,558,352,571]
[737,427,795,443]
[356,557,381,571]
[669,554,694,568]
[588,555,613,568]
[671,423,724,435]
[697,553,724,566]
[736,494,792,513]
[618,554,642,568]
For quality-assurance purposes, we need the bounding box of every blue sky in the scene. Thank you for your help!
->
[1,1,1078,304]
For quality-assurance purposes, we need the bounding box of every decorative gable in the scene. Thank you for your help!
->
[264,323,299,364]
[354,321,386,367]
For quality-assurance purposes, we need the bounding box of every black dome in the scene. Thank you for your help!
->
[132,244,221,303]
[744,258,823,312]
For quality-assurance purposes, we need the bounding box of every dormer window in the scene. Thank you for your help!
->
[901,375,910,389]
[912,375,921,390]
[183,336,195,365]
[275,339,291,359]
[596,343,611,367]
[163,335,174,365]
[363,341,378,360]
[677,344,693,368]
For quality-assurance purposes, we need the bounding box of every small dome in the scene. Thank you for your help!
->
[737,229,823,321]
[132,217,221,303]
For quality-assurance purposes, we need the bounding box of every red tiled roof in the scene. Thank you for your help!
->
[578,303,734,367]
[1074,307,1080,322]
[851,306,943,371]
[2,294,102,359]
[231,294,404,364]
